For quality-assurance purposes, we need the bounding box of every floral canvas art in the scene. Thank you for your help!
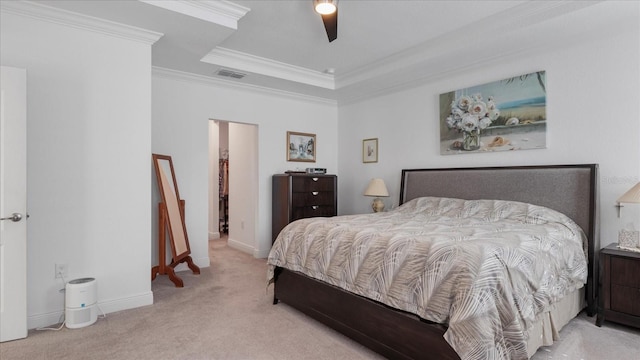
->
[439,71,547,155]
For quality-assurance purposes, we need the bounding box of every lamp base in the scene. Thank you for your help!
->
[372,198,385,212]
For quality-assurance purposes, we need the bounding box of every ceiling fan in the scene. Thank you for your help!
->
[314,0,338,42]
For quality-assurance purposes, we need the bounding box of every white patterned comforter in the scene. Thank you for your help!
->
[267,197,588,360]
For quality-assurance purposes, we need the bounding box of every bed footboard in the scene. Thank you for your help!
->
[273,267,460,360]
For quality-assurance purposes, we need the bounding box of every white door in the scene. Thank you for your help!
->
[0,66,28,342]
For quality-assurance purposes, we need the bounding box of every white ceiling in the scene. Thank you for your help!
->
[25,0,613,103]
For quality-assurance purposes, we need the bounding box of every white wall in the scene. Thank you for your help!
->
[227,122,258,253]
[208,121,220,240]
[1,10,157,327]
[337,2,640,247]
[152,70,338,261]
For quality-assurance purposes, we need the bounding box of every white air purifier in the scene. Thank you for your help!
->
[65,277,98,329]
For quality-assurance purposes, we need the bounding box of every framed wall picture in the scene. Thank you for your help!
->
[439,70,547,155]
[287,131,316,162]
[362,138,378,163]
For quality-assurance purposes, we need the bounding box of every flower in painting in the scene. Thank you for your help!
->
[468,101,487,116]
[446,115,457,129]
[488,109,500,121]
[446,92,499,133]
[452,107,465,118]
[456,95,472,111]
[479,116,492,129]
[461,113,479,132]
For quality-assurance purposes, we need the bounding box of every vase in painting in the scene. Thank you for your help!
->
[462,129,480,151]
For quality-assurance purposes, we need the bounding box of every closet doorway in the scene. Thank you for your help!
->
[218,121,229,235]
[209,120,258,254]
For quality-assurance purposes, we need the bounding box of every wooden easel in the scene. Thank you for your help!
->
[151,201,200,287]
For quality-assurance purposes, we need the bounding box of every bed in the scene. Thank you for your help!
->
[268,164,599,360]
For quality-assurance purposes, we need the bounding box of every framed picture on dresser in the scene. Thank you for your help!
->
[287,131,316,162]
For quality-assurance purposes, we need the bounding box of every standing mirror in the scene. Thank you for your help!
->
[151,154,199,287]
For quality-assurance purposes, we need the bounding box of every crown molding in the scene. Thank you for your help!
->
[337,46,534,106]
[201,47,335,90]
[1,1,163,45]
[138,0,250,30]
[337,0,601,90]
[197,1,600,97]
[152,67,337,106]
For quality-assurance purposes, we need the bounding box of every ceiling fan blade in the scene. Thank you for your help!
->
[320,9,337,42]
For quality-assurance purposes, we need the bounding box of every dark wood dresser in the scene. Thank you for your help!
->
[272,173,337,244]
[596,243,640,329]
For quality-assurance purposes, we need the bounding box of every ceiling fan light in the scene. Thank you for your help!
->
[314,0,337,15]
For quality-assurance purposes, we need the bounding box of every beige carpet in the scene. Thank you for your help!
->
[2,237,639,359]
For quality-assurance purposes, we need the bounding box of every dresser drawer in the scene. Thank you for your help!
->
[291,176,335,192]
[292,191,335,206]
[611,257,640,287]
[292,205,336,220]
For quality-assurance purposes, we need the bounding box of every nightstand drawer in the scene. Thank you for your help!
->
[611,284,640,316]
[611,257,640,287]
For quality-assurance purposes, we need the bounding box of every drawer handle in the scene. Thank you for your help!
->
[312,177,318,181]
[312,191,319,195]
[311,206,319,210]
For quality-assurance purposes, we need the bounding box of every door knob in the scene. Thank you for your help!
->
[0,213,23,222]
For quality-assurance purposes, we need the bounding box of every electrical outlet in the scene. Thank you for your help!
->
[55,263,68,279]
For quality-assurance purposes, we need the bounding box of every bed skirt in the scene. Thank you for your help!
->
[525,287,585,357]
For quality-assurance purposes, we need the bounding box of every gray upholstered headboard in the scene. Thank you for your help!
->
[399,164,600,314]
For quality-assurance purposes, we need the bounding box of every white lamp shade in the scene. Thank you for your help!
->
[364,178,389,197]
[618,182,640,203]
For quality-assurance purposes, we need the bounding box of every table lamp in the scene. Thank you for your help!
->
[364,178,389,212]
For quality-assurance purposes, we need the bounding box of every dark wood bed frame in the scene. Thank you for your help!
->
[272,164,599,360]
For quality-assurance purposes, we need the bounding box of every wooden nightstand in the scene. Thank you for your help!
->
[596,243,640,329]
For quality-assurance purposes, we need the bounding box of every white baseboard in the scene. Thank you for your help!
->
[28,291,154,329]
[227,237,254,255]
[209,231,220,240]
[97,291,154,315]
[28,310,66,330]
[228,237,270,258]
[254,248,270,259]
